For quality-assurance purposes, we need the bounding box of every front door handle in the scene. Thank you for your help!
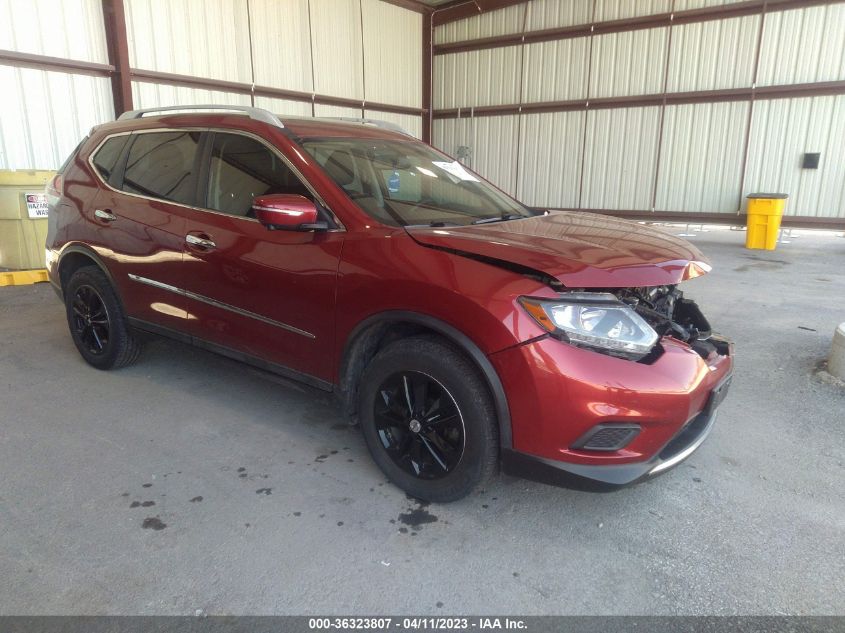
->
[186,234,217,250]
[94,208,117,222]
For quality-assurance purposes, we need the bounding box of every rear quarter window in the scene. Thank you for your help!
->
[90,135,129,184]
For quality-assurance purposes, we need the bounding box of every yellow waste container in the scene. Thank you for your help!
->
[745,193,788,251]
[0,170,55,270]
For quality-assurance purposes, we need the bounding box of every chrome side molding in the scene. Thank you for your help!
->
[127,274,315,340]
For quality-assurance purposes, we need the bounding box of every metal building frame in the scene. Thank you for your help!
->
[426,0,845,230]
[1,0,843,229]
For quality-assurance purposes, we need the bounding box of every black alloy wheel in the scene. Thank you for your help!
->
[70,284,110,355]
[358,336,498,502]
[373,371,465,479]
[64,266,141,369]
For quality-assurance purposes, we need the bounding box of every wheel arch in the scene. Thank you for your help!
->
[56,245,126,315]
[339,311,512,449]
[57,245,117,294]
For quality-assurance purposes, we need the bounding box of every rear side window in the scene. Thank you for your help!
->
[90,135,129,184]
[205,132,312,217]
[122,131,201,205]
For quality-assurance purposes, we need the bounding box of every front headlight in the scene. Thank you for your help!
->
[519,292,658,359]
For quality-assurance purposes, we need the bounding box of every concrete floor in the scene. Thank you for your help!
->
[1,228,844,615]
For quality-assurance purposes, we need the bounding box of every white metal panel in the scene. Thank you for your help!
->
[589,28,668,98]
[432,115,518,194]
[757,4,845,87]
[810,97,845,219]
[655,101,749,213]
[363,110,422,139]
[744,96,845,218]
[594,0,671,22]
[469,115,519,193]
[516,111,586,208]
[525,0,593,31]
[248,0,314,93]
[255,96,313,118]
[309,0,364,100]
[666,15,760,92]
[0,0,108,63]
[361,0,421,108]
[131,81,252,109]
[522,38,590,103]
[432,116,473,159]
[0,66,113,170]
[673,0,732,10]
[313,104,363,119]
[434,47,522,109]
[125,0,252,83]
[580,106,660,209]
[433,4,525,46]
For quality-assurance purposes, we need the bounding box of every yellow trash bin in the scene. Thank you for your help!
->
[745,193,788,251]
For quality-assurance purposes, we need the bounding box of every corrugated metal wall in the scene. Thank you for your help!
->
[516,111,585,208]
[745,95,845,218]
[655,101,750,213]
[0,67,113,170]
[0,0,108,63]
[434,4,525,46]
[125,0,253,84]
[432,0,845,220]
[126,0,422,129]
[666,15,759,92]
[0,0,422,170]
[581,107,661,210]
[0,0,113,170]
[435,47,523,109]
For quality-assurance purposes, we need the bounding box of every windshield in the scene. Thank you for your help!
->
[301,138,534,227]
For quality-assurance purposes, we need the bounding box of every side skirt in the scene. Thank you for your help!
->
[127,317,334,393]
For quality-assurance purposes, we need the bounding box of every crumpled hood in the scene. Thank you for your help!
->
[405,211,711,288]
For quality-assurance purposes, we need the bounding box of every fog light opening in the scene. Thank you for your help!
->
[571,423,641,452]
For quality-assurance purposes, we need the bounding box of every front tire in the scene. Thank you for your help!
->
[357,336,498,502]
[65,266,141,370]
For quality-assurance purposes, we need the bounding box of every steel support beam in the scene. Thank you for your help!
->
[422,11,433,143]
[102,0,133,116]
[0,49,113,76]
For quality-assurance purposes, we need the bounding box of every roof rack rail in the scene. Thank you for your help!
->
[326,117,410,136]
[117,105,284,128]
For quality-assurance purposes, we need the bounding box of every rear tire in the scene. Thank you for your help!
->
[357,336,498,502]
[65,266,141,370]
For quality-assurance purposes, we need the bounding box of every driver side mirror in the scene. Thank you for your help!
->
[253,194,327,231]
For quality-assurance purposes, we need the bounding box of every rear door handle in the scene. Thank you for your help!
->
[94,209,117,222]
[186,234,217,250]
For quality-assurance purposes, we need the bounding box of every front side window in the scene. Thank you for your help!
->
[205,133,312,217]
[90,135,129,184]
[301,138,532,227]
[122,131,201,205]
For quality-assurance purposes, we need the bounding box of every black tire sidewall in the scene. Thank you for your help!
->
[358,337,497,502]
[65,267,129,370]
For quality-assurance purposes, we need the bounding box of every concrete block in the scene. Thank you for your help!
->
[829,322,845,380]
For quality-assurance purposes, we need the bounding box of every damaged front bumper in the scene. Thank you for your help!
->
[501,370,732,491]
[490,323,734,491]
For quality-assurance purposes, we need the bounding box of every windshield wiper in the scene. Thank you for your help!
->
[404,221,462,228]
[471,213,523,225]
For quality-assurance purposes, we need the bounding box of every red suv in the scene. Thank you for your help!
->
[46,105,732,502]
